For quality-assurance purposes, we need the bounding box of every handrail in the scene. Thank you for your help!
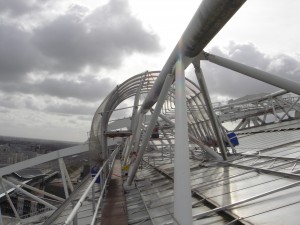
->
[90,147,119,225]
[63,145,121,225]
[43,174,90,225]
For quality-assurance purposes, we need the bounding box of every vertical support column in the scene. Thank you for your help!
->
[123,73,147,166]
[100,172,104,191]
[121,138,130,159]
[0,208,3,225]
[131,113,144,154]
[58,158,69,198]
[173,59,193,225]
[0,178,20,219]
[60,159,78,225]
[92,184,96,212]
[61,159,74,192]
[131,74,146,130]
[270,97,279,122]
[126,74,174,186]
[123,113,144,166]
[122,137,131,165]
[73,214,78,225]
[193,60,227,160]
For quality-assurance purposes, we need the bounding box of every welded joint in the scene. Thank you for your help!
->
[199,51,209,61]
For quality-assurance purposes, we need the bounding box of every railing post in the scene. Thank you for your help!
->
[63,146,120,225]
[173,58,193,225]
[92,184,96,212]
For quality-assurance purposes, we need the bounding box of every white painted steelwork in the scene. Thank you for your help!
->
[203,51,300,96]
[59,158,69,198]
[6,177,64,202]
[193,61,227,160]
[5,1,300,224]
[63,146,120,225]
[127,74,174,185]
[141,0,246,112]
[0,143,88,177]
[173,59,193,225]
[2,178,57,210]
[0,178,20,219]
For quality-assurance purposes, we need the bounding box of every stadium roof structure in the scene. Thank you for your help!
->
[2,0,300,224]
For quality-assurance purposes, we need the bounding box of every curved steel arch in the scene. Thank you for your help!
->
[89,70,225,166]
[89,71,160,165]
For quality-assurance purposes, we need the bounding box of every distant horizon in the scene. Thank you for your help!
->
[0,134,83,144]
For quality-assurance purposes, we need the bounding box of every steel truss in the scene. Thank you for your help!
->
[3,0,300,224]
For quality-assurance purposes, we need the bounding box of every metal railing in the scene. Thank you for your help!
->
[63,145,121,225]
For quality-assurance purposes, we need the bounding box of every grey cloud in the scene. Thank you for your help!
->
[0,76,116,102]
[77,115,93,121]
[0,108,10,113]
[0,0,161,82]
[201,42,300,99]
[44,100,130,117]
[0,24,41,81]
[33,0,161,73]
[0,95,19,109]
[33,14,88,73]
[0,92,96,116]
[0,94,40,110]
[45,102,96,115]
[36,76,116,101]
[267,54,300,79]
[228,42,269,69]
[0,0,39,16]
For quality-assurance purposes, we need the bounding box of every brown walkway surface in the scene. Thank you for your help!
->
[101,159,128,225]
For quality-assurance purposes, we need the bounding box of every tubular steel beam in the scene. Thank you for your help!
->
[6,178,64,202]
[2,178,57,210]
[127,74,174,186]
[141,0,246,112]
[0,178,20,219]
[157,113,223,160]
[174,59,193,225]
[0,144,88,177]
[203,51,300,96]
[59,158,69,198]
[214,89,288,110]
[193,61,227,160]
[131,74,146,130]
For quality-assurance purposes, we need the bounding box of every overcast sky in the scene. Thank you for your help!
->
[1,0,300,142]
